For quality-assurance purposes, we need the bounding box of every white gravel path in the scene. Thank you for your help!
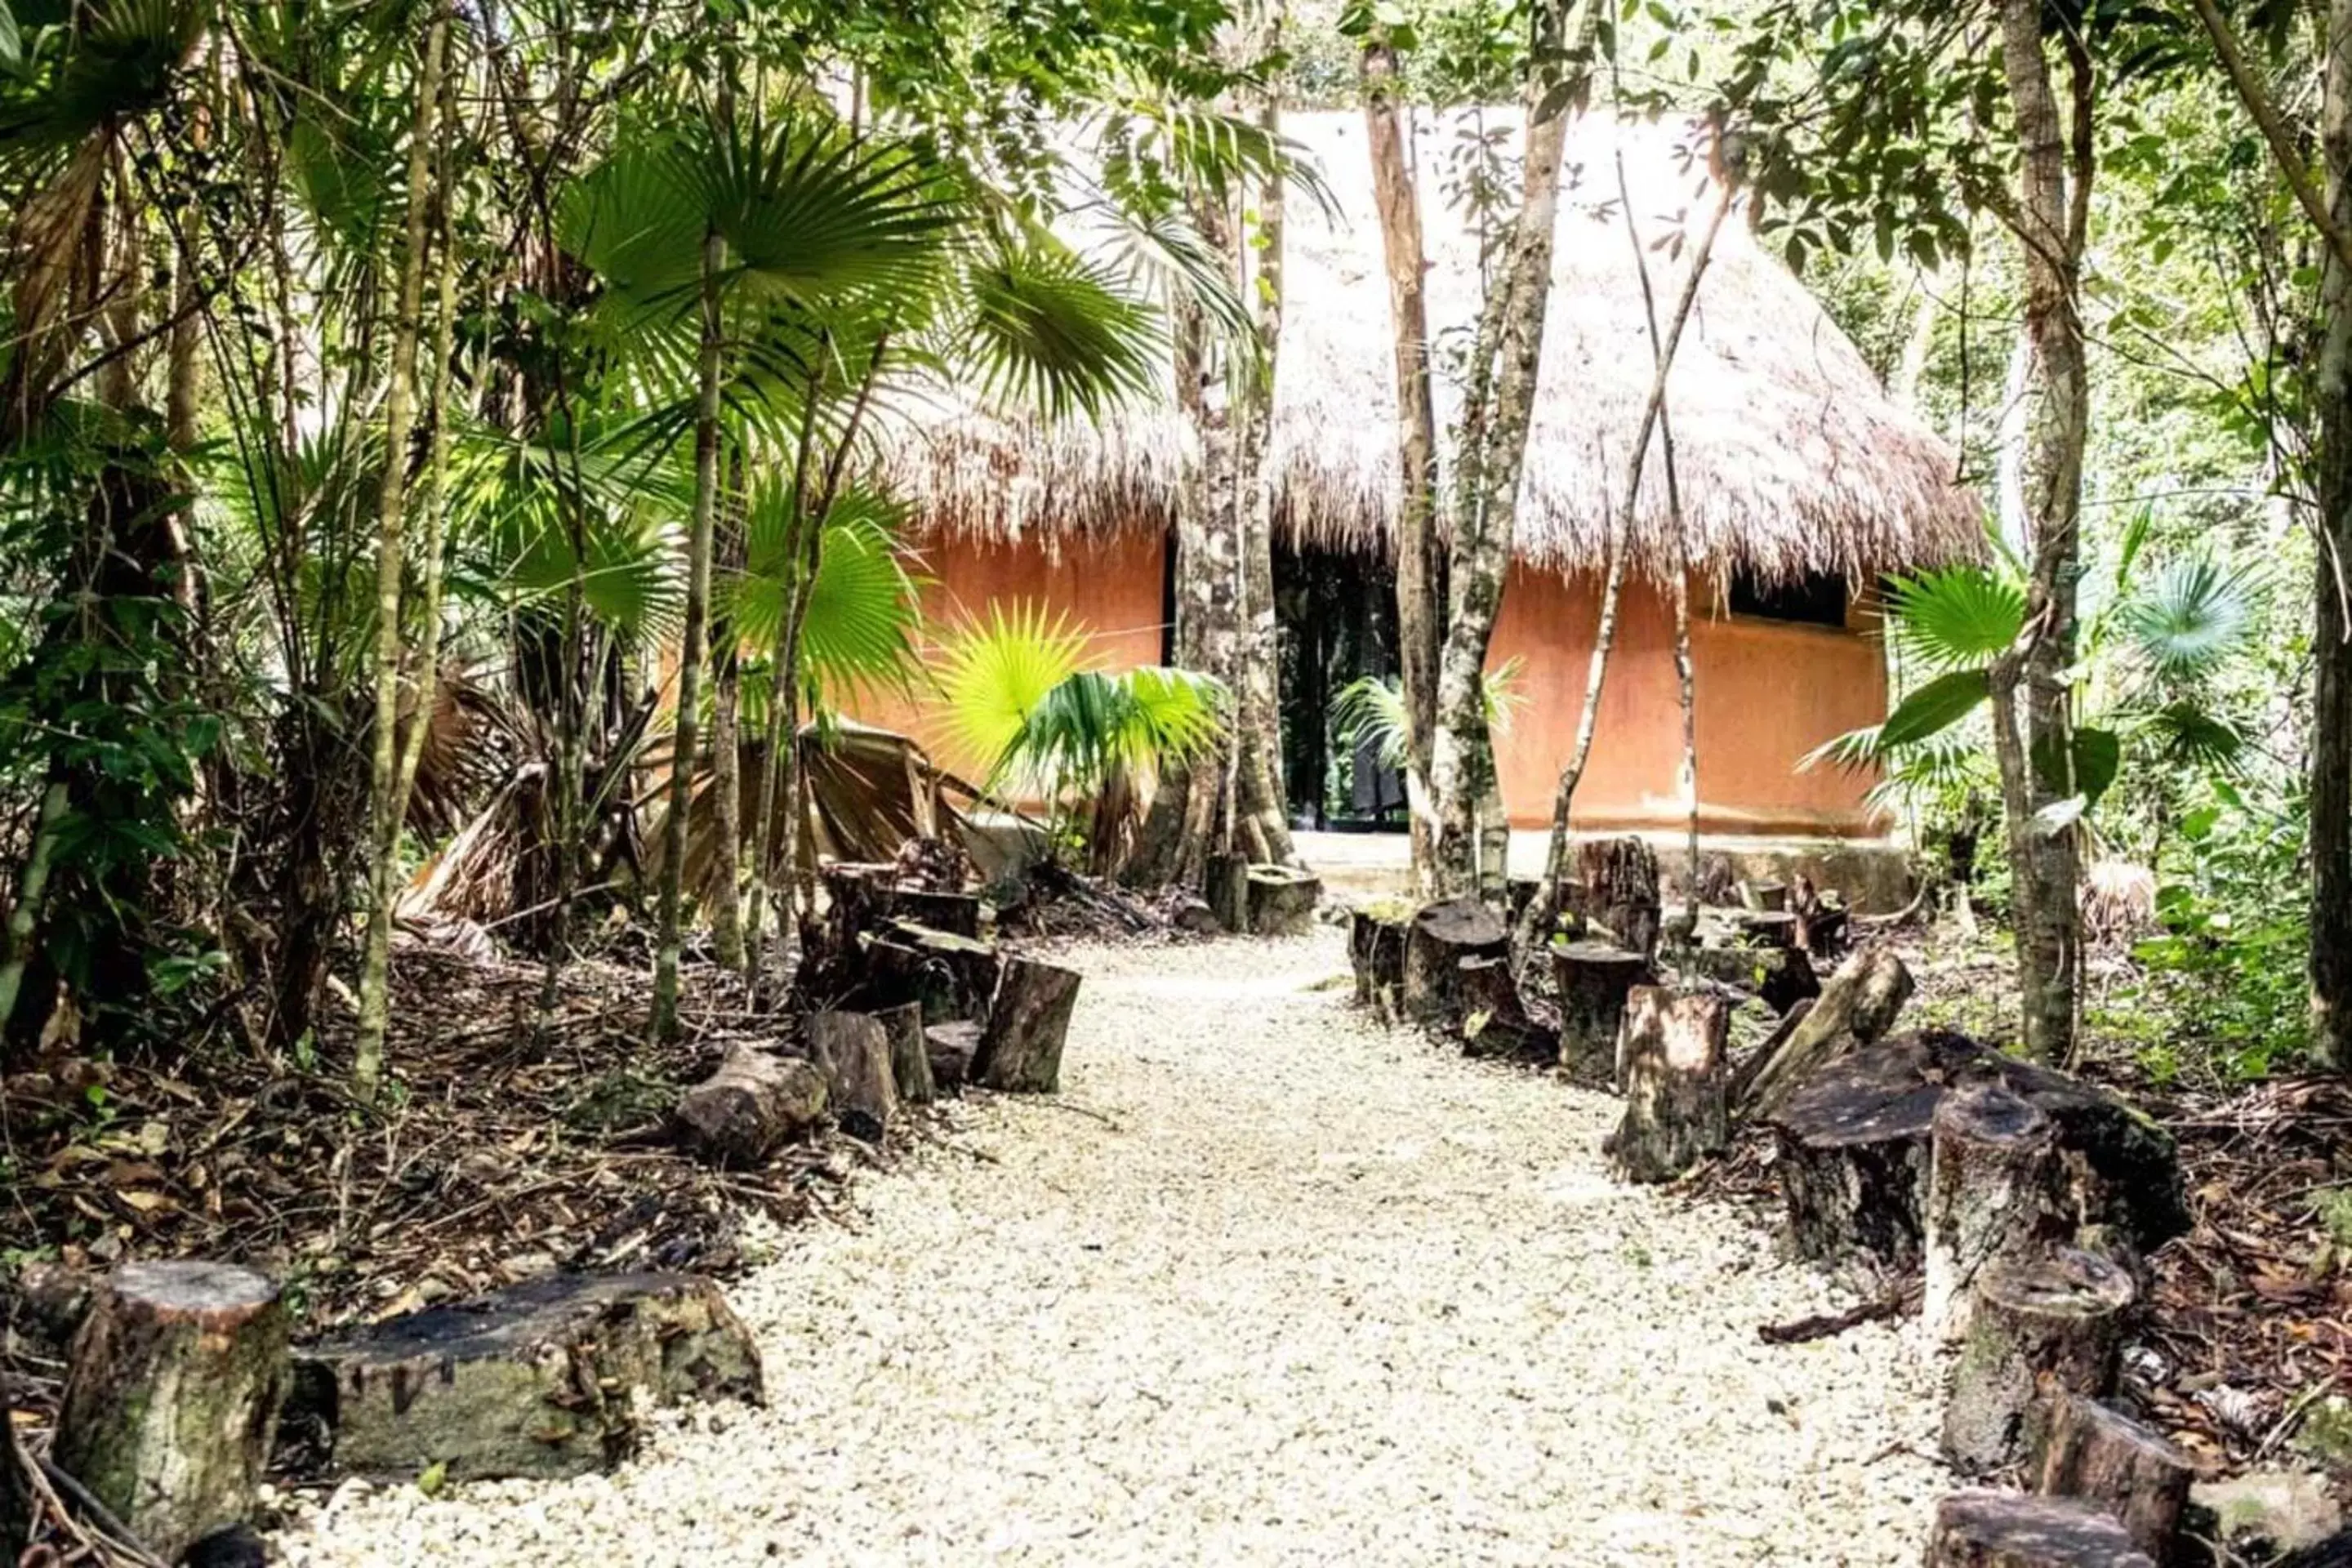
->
[280,931,1946,1566]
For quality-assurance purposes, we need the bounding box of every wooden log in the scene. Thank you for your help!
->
[1205,852,1250,933]
[807,1011,898,1142]
[51,1261,290,1562]
[924,1020,981,1092]
[295,1272,760,1482]
[1402,898,1508,1024]
[1245,864,1322,936]
[1735,943,1913,1123]
[1608,987,1729,1183]
[892,887,980,938]
[1927,1490,2156,1567]
[1740,878,1788,912]
[876,1000,934,1106]
[1457,955,1554,1062]
[1349,906,1410,1009]
[976,955,1082,1093]
[1925,1085,2062,1346]
[1552,940,1649,1083]
[2032,1392,2194,1565]
[675,1046,827,1165]
[1579,835,1661,957]
[1943,1248,2137,1477]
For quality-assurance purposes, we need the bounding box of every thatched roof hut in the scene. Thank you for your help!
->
[888,108,1981,586]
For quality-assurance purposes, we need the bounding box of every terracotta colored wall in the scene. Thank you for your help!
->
[1488,564,1888,837]
[847,528,1168,780]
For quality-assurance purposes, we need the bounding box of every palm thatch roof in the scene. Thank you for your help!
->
[885,108,1982,584]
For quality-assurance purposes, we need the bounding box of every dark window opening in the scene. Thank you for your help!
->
[1729,567,1847,628]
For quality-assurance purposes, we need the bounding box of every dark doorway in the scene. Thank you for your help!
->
[1275,544,1405,831]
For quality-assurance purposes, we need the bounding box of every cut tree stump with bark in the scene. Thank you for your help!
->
[1457,955,1554,1061]
[1927,1491,2156,1567]
[892,888,980,939]
[864,921,1003,1025]
[294,1272,760,1482]
[675,1046,827,1165]
[1205,852,1250,933]
[51,1261,291,1563]
[1402,899,1508,1025]
[1735,943,1913,1122]
[876,1001,934,1106]
[807,1011,898,1142]
[1925,1085,2063,1346]
[924,1020,981,1092]
[1552,940,1649,1083]
[2032,1392,2194,1565]
[1350,906,1410,1010]
[1,1388,24,1554]
[1608,987,1729,1183]
[1741,879,1789,912]
[1943,1248,2138,1477]
[1246,864,1322,936]
[975,956,1082,1093]
[1580,836,1662,957]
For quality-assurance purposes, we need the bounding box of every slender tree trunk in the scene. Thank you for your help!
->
[709,452,747,973]
[2314,0,2352,1071]
[1991,0,2090,1063]
[1234,9,1298,867]
[1515,181,1734,960]
[1427,0,1582,900]
[652,214,727,1040]
[0,781,69,1036]
[353,11,448,1098]
[1360,37,1445,893]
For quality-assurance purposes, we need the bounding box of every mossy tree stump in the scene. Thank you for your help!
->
[1245,865,1321,936]
[52,1261,291,1563]
[1943,1248,2137,1477]
[1925,1085,2062,1347]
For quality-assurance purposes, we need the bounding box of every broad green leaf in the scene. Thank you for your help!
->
[1876,669,1989,751]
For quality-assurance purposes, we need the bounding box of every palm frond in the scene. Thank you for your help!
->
[2118,557,2253,679]
[1883,564,2025,671]
[932,598,1089,779]
[956,229,1164,422]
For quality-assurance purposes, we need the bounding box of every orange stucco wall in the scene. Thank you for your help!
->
[1489,564,1888,836]
[857,530,1888,838]
[848,528,1169,781]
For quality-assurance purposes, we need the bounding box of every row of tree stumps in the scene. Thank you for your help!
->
[11,861,1089,1564]
[1344,837,2208,1568]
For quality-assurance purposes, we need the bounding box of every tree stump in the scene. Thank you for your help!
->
[876,1000,934,1106]
[1926,1085,2063,1346]
[675,1047,828,1165]
[51,1261,290,1562]
[1457,955,1553,1061]
[1944,1248,2137,1477]
[1728,908,1798,949]
[1205,852,1250,933]
[1741,879,1789,912]
[892,888,980,938]
[1735,943,1913,1122]
[2,1387,31,1552]
[1927,1491,2156,1567]
[924,1020,981,1092]
[1771,1041,1938,1265]
[2033,1392,2194,1564]
[1552,941,1649,1083]
[975,956,1081,1092]
[1792,875,1850,960]
[866,921,1002,1024]
[294,1273,760,1482]
[1402,899,1508,1024]
[1608,987,1729,1183]
[807,1012,898,1142]
[1759,945,1822,1014]
[1246,865,1321,936]
[1579,835,1661,957]
[1349,906,1410,1010]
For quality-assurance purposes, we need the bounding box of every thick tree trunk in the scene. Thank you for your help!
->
[353,11,448,1098]
[2314,0,2352,1073]
[53,1262,290,1563]
[1234,13,1298,869]
[1360,38,1445,890]
[1993,0,2091,1064]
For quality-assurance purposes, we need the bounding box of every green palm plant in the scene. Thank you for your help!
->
[1807,514,2256,839]
[934,599,1225,874]
[1333,657,1525,772]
